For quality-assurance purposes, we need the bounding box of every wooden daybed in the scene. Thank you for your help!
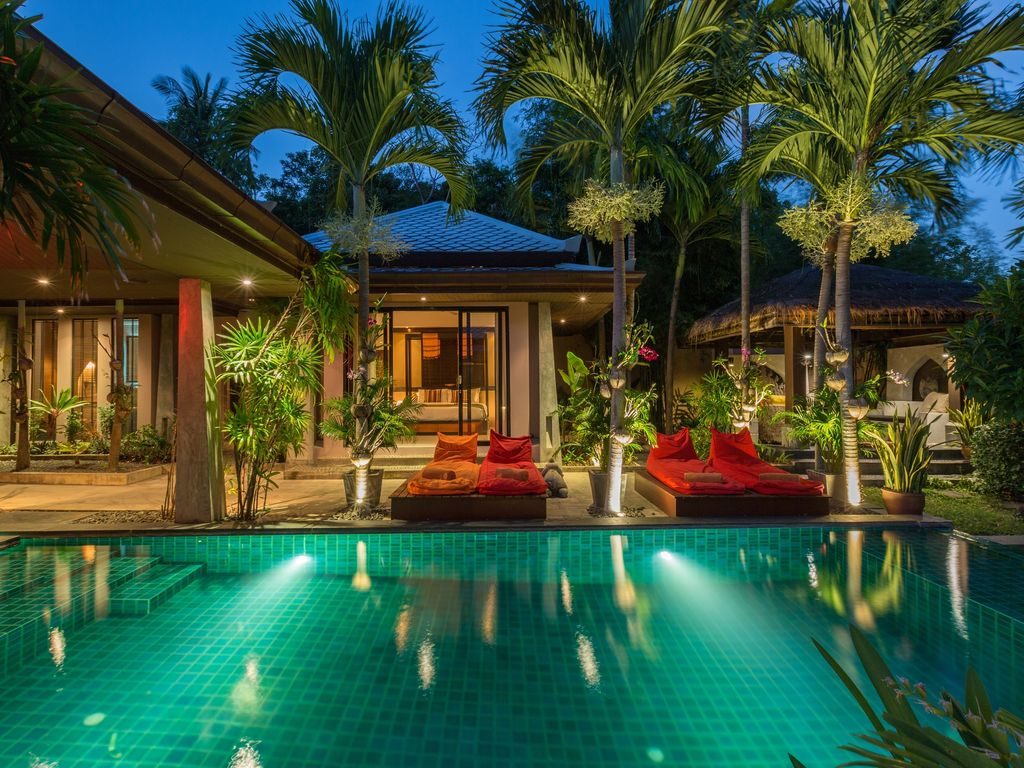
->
[635,470,829,517]
[390,482,547,521]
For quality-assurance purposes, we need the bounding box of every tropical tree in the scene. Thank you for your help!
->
[476,0,730,513]
[656,128,735,429]
[28,387,86,443]
[747,0,1024,505]
[233,0,472,478]
[1,1,150,470]
[152,67,258,192]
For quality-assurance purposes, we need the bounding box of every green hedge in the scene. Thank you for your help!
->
[971,421,1024,501]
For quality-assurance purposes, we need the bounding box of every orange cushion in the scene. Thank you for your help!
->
[649,429,698,462]
[486,430,533,464]
[434,433,478,463]
[709,427,758,463]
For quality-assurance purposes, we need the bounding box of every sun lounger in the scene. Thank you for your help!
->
[476,431,548,496]
[709,428,824,496]
[407,434,481,496]
[645,429,745,495]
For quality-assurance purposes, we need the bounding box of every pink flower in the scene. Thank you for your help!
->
[367,317,377,327]
[639,346,659,362]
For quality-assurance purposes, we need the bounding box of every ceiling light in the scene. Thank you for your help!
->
[559,318,566,324]
[420,296,427,302]
[578,295,587,302]
[36,278,50,286]
[56,308,65,315]
[241,278,253,287]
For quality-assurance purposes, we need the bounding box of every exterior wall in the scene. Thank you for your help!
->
[886,343,947,402]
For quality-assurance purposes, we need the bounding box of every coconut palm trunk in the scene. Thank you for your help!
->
[812,249,835,390]
[664,242,687,431]
[739,105,752,362]
[834,221,861,506]
[351,181,373,509]
[604,145,628,515]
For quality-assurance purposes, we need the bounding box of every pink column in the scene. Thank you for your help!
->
[174,278,226,523]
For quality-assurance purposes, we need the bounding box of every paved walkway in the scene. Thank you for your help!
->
[0,470,949,535]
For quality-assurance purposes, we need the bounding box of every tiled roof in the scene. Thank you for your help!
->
[305,201,580,256]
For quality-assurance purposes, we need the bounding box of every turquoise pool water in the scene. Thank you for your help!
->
[0,527,1021,767]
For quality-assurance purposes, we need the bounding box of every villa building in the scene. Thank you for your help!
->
[0,31,631,520]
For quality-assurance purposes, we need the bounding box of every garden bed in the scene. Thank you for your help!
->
[0,459,167,486]
[863,485,1024,535]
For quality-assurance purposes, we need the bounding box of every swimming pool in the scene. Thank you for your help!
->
[0,527,1020,767]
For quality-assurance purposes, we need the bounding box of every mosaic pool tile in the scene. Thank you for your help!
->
[0,528,1019,767]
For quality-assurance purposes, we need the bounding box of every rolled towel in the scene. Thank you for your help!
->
[683,472,724,484]
[496,467,529,481]
[759,472,801,484]
[422,467,456,481]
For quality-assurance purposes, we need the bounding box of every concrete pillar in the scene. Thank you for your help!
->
[174,279,225,523]
[783,324,807,411]
[537,302,562,463]
[155,314,176,437]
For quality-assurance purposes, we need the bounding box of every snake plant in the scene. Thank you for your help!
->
[870,410,933,494]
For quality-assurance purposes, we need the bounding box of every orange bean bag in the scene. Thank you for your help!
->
[407,434,481,496]
[476,431,547,496]
[646,429,745,495]
[708,428,824,496]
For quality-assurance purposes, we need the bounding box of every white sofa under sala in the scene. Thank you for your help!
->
[869,391,950,446]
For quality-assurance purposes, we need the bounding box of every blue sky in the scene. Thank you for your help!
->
[25,0,1024,257]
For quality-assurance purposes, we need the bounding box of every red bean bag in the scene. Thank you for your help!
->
[708,428,824,496]
[646,429,744,495]
[407,434,481,496]
[477,431,547,496]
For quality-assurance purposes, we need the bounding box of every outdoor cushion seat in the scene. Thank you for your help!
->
[646,429,744,495]
[708,428,824,497]
[477,431,547,496]
[407,434,481,496]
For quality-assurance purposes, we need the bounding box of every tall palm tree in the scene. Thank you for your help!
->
[2,1,149,470]
[232,0,471,505]
[152,67,257,192]
[476,0,730,512]
[233,0,472,338]
[748,0,1024,505]
[713,0,796,363]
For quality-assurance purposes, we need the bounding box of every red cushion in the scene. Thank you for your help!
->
[646,457,745,495]
[486,430,533,464]
[708,427,758,463]
[477,459,547,496]
[649,429,698,462]
[434,433,478,463]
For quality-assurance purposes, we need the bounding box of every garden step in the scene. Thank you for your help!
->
[110,563,205,617]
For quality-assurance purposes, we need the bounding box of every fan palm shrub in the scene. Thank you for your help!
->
[476,0,730,512]
[747,0,1024,505]
[28,387,86,443]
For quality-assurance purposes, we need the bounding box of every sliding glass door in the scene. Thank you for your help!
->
[390,307,509,437]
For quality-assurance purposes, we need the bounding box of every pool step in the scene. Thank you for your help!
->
[0,554,162,676]
[110,563,205,617]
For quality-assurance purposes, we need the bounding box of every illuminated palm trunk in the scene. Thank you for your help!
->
[663,242,687,431]
[812,249,835,390]
[739,105,751,360]
[834,221,861,506]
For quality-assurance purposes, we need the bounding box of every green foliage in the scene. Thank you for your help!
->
[233,0,472,214]
[869,410,934,494]
[793,625,1024,767]
[948,399,989,449]
[558,328,659,469]
[0,0,151,290]
[64,411,85,444]
[320,375,419,464]
[120,426,171,464]
[28,387,86,443]
[970,421,1024,501]
[320,200,406,264]
[676,356,776,437]
[99,405,114,440]
[948,265,1024,423]
[212,318,322,520]
[780,376,884,473]
[152,67,258,193]
[567,180,665,243]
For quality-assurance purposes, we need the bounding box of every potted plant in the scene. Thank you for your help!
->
[869,410,933,515]
[947,398,987,460]
[321,310,420,512]
[780,374,885,499]
[557,324,657,509]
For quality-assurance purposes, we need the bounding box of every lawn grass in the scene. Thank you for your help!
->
[863,486,1024,536]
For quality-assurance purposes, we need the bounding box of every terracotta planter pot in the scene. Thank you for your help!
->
[342,469,384,509]
[881,488,925,515]
[960,445,972,461]
[588,469,627,509]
